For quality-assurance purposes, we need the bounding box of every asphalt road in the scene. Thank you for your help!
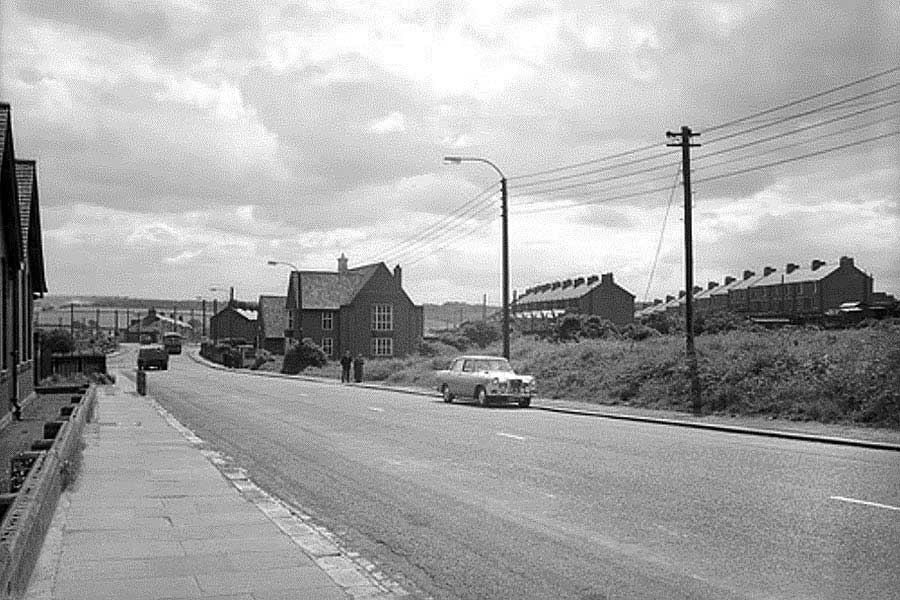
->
[115,349,900,600]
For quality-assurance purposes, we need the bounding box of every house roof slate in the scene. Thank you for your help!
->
[0,104,8,163]
[15,160,33,260]
[258,295,289,337]
[517,276,631,306]
[756,263,841,286]
[289,263,381,310]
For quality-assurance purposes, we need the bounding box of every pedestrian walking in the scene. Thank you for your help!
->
[340,350,353,383]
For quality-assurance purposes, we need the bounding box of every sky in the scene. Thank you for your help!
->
[1,0,898,306]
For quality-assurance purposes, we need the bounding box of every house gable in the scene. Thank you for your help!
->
[15,160,47,296]
[1,104,23,267]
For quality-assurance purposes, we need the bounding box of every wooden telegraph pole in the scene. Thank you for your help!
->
[667,126,702,414]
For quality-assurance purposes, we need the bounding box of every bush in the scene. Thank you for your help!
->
[282,338,328,374]
[461,321,499,349]
[38,329,75,354]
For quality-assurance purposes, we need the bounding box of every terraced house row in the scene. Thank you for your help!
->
[636,256,887,319]
[0,103,49,422]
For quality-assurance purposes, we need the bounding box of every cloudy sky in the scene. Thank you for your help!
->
[1,0,898,306]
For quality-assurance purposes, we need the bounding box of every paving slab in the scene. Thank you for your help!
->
[23,377,357,600]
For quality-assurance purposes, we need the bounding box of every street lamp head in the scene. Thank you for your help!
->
[443,156,463,164]
[266,260,278,266]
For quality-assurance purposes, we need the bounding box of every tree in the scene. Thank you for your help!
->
[282,338,328,374]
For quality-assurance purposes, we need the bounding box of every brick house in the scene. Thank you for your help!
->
[640,257,878,321]
[257,295,289,354]
[741,258,873,316]
[284,255,423,359]
[512,273,635,327]
[1,103,48,421]
[210,302,259,343]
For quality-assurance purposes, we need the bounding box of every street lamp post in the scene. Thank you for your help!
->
[444,156,510,359]
[267,260,302,345]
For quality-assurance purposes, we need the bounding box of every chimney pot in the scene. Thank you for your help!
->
[338,253,348,274]
[743,270,755,280]
[763,266,776,277]
[393,264,402,286]
[708,281,718,290]
[786,263,799,274]
[811,259,826,271]
[724,276,736,285]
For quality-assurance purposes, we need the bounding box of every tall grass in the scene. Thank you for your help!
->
[361,321,900,429]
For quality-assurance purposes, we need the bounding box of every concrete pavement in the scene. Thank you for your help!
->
[24,372,401,600]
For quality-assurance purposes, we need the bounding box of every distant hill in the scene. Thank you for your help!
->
[37,295,494,334]
[423,302,498,333]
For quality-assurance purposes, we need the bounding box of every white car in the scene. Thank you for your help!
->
[436,355,535,407]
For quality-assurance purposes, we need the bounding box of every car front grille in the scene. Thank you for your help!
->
[508,379,522,392]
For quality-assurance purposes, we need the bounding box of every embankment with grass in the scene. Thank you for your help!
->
[322,320,899,429]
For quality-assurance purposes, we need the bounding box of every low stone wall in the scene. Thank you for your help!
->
[0,386,96,599]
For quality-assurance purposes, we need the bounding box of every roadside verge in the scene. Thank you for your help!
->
[187,349,900,452]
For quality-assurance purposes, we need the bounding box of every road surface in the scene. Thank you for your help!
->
[114,349,900,600]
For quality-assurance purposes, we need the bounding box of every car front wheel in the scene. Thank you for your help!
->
[442,384,454,403]
[476,387,488,407]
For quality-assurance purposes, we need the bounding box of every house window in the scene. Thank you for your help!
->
[322,312,334,331]
[372,337,393,356]
[321,337,333,356]
[372,304,393,331]
[287,312,294,330]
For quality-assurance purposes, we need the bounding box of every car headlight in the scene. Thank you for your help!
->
[492,377,500,386]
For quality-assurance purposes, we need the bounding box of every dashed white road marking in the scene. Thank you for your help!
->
[829,496,900,512]
[497,432,526,441]
[367,406,384,412]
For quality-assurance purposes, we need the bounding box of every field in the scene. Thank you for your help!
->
[292,321,900,430]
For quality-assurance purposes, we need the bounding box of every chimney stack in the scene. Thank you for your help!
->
[551,281,562,290]
[743,270,755,280]
[692,285,702,295]
[763,266,776,277]
[678,290,686,298]
[574,277,585,287]
[601,273,614,285]
[839,256,854,268]
[587,274,599,285]
[724,276,736,285]
[811,259,826,271]
[393,264,402,286]
[707,281,718,290]
[338,253,348,274]
[562,279,573,289]
[666,295,675,303]
[786,263,800,274]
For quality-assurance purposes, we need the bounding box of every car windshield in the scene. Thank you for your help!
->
[467,359,512,372]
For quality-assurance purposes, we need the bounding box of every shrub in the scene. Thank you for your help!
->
[282,338,328,374]
[461,321,499,349]
[38,329,75,354]
[435,331,469,350]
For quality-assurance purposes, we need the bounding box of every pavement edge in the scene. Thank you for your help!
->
[144,389,413,599]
